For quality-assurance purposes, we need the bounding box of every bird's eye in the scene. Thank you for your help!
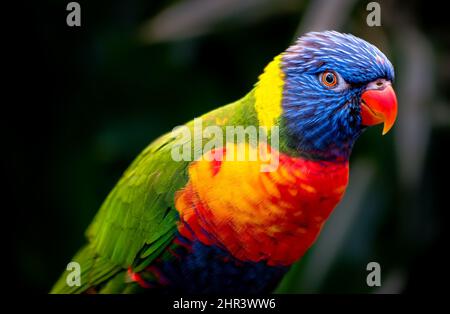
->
[321,71,338,88]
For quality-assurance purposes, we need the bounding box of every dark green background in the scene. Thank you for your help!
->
[10,0,449,293]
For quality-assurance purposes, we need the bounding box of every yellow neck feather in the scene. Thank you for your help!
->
[254,54,285,128]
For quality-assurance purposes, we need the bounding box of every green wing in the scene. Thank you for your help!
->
[51,130,188,293]
[51,91,258,293]
[86,130,188,267]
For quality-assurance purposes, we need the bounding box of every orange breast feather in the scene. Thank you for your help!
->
[175,143,349,266]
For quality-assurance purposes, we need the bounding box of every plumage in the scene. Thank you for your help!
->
[51,31,397,294]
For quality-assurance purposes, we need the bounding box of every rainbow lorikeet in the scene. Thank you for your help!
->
[51,31,397,294]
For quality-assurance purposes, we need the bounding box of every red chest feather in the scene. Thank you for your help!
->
[175,144,349,266]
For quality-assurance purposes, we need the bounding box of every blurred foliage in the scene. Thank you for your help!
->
[12,0,449,293]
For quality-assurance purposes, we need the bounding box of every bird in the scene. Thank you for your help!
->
[51,30,398,294]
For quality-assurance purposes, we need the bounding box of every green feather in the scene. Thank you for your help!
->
[51,90,260,293]
[50,244,121,294]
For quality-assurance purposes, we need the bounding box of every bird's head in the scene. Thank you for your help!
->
[259,31,398,161]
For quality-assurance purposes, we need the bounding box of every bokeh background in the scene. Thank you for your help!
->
[11,0,449,293]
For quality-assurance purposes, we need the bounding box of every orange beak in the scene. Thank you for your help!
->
[361,84,398,135]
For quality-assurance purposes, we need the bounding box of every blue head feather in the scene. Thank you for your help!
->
[281,31,395,161]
